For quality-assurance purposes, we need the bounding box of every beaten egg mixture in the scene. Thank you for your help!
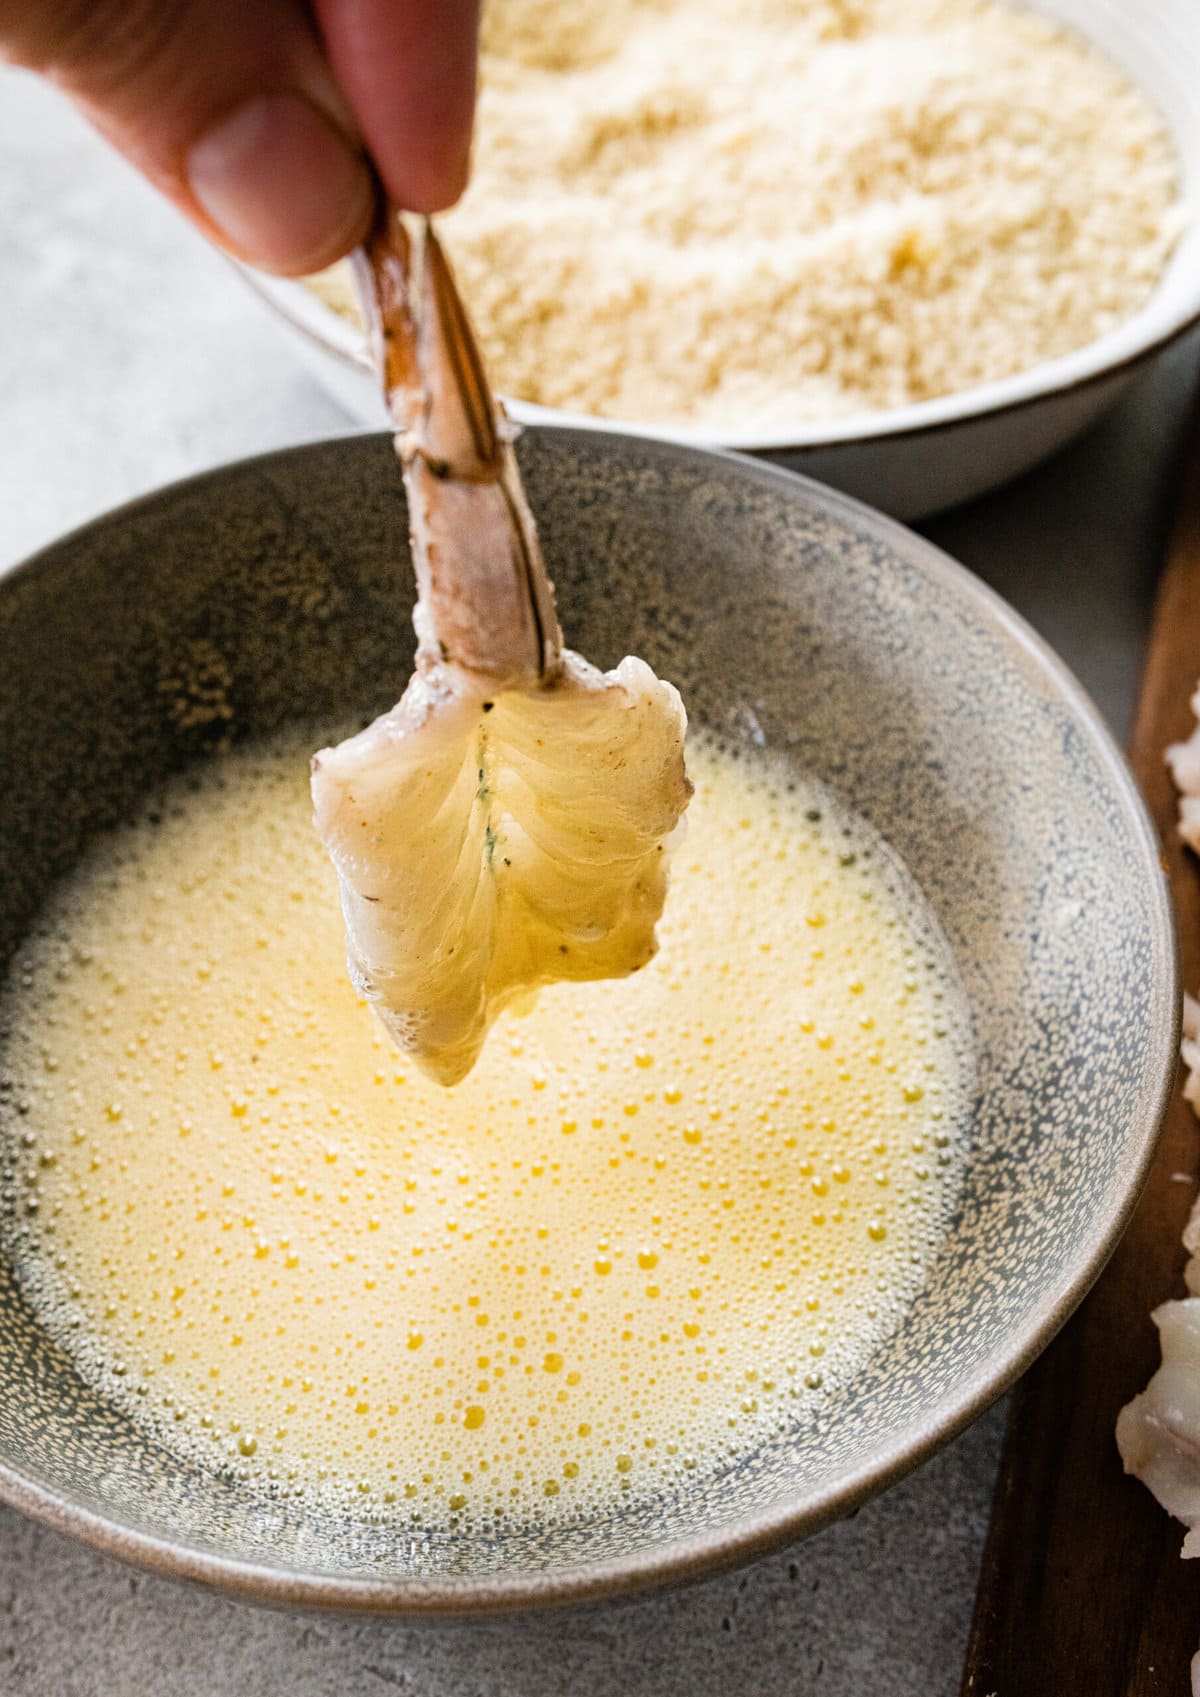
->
[0,729,970,1526]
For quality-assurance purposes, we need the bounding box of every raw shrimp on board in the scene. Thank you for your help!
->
[1167,689,1200,856]
[310,211,691,1087]
[1118,687,1200,1695]
[1117,1183,1200,1552]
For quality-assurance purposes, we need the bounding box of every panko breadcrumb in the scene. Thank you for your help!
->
[307,0,1185,431]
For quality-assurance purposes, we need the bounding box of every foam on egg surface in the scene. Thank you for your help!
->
[0,728,972,1527]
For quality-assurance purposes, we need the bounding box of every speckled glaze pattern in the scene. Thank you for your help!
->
[0,431,1177,1611]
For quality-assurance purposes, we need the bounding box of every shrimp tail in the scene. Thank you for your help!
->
[353,207,562,687]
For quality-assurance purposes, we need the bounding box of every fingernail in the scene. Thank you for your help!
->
[187,92,373,274]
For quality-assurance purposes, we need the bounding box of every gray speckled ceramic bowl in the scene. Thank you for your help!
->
[0,429,1178,1612]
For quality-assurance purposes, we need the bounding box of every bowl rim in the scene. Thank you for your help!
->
[0,426,1180,1613]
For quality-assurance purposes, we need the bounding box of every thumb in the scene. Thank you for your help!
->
[1,0,375,274]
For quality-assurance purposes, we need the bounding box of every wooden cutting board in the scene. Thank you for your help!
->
[961,398,1200,1695]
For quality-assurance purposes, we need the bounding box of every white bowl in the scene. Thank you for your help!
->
[239,0,1200,519]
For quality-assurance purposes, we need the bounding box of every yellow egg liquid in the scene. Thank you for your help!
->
[0,729,971,1527]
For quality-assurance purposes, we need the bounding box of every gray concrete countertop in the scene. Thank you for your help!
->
[1,67,1196,1697]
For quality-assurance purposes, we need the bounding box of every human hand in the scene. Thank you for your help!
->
[0,0,481,274]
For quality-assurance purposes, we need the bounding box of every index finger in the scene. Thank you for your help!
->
[312,0,481,213]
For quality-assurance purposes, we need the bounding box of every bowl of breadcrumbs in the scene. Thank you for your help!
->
[241,0,1200,519]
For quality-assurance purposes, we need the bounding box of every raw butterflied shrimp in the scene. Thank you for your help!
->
[1118,684,1200,1670]
[1117,1189,1200,1560]
[310,212,691,1086]
[1166,688,1200,855]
